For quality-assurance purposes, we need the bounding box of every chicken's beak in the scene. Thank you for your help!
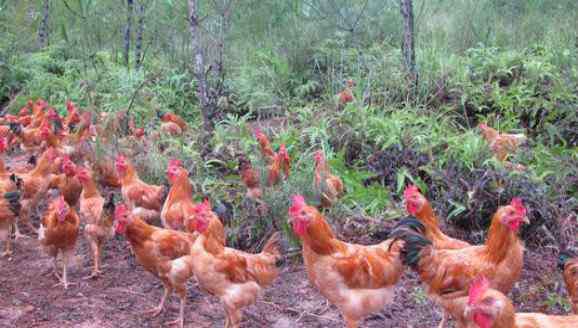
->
[522,216,530,224]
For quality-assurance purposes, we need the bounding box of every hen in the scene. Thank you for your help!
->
[38,195,80,289]
[187,199,281,328]
[49,156,83,207]
[336,79,355,110]
[464,276,578,328]
[157,111,188,132]
[479,123,527,162]
[116,154,166,221]
[77,167,115,279]
[288,195,404,328]
[313,150,344,209]
[0,192,22,257]
[160,160,195,230]
[113,204,197,328]
[392,198,529,328]
[559,251,578,314]
[254,128,275,163]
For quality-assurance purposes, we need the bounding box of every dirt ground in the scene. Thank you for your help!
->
[0,223,570,328]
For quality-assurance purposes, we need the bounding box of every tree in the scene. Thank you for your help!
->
[38,0,50,48]
[134,0,145,69]
[124,0,134,67]
[187,0,234,157]
[400,0,417,94]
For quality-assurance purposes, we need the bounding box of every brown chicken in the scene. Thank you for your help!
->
[288,195,404,328]
[238,155,261,201]
[64,100,81,129]
[267,152,282,186]
[38,195,80,289]
[77,167,115,279]
[464,276,578,328]
[479,123,527,162]
[336,79,355,110]
[0,192,22,257]
[160,121,183,136]
[559,251,578,314]
[314,150,344,209]
[254,128,275,163]
[10,122,43,154]
[157,111,188,132]
[116,154,166,220]
[393,198,529,328]
[160,159,195,230]
[49,156,83,207]
[278,144,291,179]
[113,204,197,328]
[187,199,281,328]
[16,147,61,237]
[404,185,470,250]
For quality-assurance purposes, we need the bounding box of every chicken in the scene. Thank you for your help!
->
[64,100,81,129]
[278,144,291,179]
[160,160,195,230]
[404,185,470,250]
[267,152,282,186]
[16,147,61,237]
[463,276,578,328]
[38,195,80,289]
[116,154,166,221]
[49,156,83,207]
[238,155,261,200]
[478,123,527,162]
[313,150,344,209]
[160,121,183,136]
[77,167,115,279]
[0,192,22,257]
[187,199,281,328]
[336,79,355,110]
[10,122,43,154]
[113,204,197,328]
[157,111,188,133]
[0,137,22,193]
[559,251,578,314]
[288,195,404,328]
[392,198,529,328]
[254,128,275,163]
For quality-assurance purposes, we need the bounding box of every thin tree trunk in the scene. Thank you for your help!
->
[124,0,134,68]
[188,0,214,156]
[38,0,50,48]
[400,0,418,94]
[135,0,145,70]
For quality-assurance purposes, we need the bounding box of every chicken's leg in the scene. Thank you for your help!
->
[164,295,185,328]
[437,311,448,328]
[143,284,171,317]
[84,240,102,279]
[1,228,12,257]
[54,253,75,289]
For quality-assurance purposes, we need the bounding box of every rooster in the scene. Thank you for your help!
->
[313,150,344,209]
[113,204,197,328]
[38,195,80,289]
[404,185,470,250]
[187,199,281,328]
[392,198,529,328]
[559,251,578,314]
[254,128,275,163]
[288,195,404,328]
[464,276,578,328]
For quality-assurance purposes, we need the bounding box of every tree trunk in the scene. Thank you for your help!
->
[135,0,145,70]
[188,0,214,156]
[124,0,134,68]
[38,0,50,48]
[400,0,418,94]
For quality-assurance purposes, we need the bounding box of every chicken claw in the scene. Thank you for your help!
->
[142,305,164,318]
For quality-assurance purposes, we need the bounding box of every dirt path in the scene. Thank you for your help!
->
[0,229,569,328]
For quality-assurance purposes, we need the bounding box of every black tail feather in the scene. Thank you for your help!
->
[4,191,21,216]
[388,216,431,269]
[559,250,575,270]
[389,216,426,239]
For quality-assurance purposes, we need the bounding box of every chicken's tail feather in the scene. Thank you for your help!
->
[262,232,282,262]
[4,191,21,217]
[558,250,576,270]
[400,233,432,269]
[389,216,426,239]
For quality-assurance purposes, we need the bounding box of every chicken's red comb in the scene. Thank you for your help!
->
[468,276,490,305]
[116,154,127,162]
[0,137,7,153]
[479,123,488,130]
[193,199,212,214]
[168,159,182,168]
[313,150,324,162]
[510,197,526,216]
[254,128,266,139]
[114,204,129,220]
[404,185,420,199]
[19,107,30,116]
[289,195,306,217]
[66,100,75,111]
